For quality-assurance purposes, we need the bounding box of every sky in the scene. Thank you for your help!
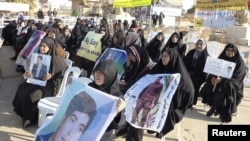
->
[183,0,195,10]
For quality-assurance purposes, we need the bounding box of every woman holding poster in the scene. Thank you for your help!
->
[201,43,246,123]
[117,45,153,139]
[12,37,68,128]
[126,47,194,140]
[89,59,126,140]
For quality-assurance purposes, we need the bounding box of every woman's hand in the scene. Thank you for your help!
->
[117,98,125,113]
[43,73,52,81]
[25,71,33,78]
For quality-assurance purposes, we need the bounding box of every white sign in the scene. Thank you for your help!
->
[204,56,236,79]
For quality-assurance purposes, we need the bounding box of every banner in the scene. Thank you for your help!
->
[26,53,51,86]
[113,0,151,8]
[76,32,102,62]
[91,48,127,80]
[204,56,236,79]
[124,73,180,133]
[35,77,119,141]
[15,30,46,66]
[196,0,248,10]
[194,10,236,28]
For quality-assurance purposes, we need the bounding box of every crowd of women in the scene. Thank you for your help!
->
[2,16,247,141]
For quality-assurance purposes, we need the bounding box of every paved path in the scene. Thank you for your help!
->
[0,45,250,141]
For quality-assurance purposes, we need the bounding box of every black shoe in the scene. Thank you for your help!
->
[147,130,156,134]
[214,110,219,116]
[156,132,163,138]
[206,107,215,117]
[16,66,25,73]
[10,56,17,60]
[115,128,128,138]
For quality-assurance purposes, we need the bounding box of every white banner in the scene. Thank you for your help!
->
[124,73,180,133]
[194,10,236,28]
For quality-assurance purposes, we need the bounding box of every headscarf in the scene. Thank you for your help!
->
[47,27,66,48]
[124,32,142,48]
[122,45,153,88]
[165,32,187,58]
[137,28,147,48]
[145,32,165,61]
[218,43,246,105]
[112,31,126,49]
[39,37,68,79]
[193,39,208,59]
[89,59,121,97]
[149,47,194,136]
[98,25,111,48]
[165,32,181,49]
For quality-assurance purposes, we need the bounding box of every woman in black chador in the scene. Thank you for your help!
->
[201,43,246,122]
[183,39,208,106]
[145,32,165,62]
[126,47,194,140]
[12,37,68,127]
[164,32,187,58]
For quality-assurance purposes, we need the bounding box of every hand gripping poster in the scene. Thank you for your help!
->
[35,77,119,141]
[124,73,180,133]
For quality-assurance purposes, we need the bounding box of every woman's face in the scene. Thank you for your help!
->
[171,34,178,43]
[94,70,105,86]
[128,53,136,62]
[48,31,56,39]
[225,48,235,58]
[100,27,106,37]
[113,36,118,44]
[195,40,204,52]
[125,35,131,46]
[64,29,70,36]
[162,51,170,66]
[39,43,50,54]
[157,34,163,41]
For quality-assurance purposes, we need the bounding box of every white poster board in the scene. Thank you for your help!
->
[26,53,51,86]
[124,73,180,133]
[204,56,236,79]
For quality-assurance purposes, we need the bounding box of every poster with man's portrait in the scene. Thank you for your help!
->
[35,77,119,141]
[124,73,180,133]
[90,48,127,80]
[26,53,51,86]
[15,30,46,66]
